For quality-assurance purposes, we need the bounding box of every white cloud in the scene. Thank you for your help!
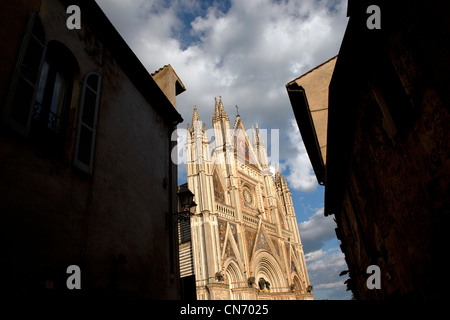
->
[301,211,351,299]
[314,281,346,290]
[305,248,351,300]
[95,1,348,176]
[304,248,328,262]
[306,249,346,272]
[95,0,347,189]
[299,207,337,252]
[284,119,318,192]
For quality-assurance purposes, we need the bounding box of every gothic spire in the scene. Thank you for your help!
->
[213,96,230,123]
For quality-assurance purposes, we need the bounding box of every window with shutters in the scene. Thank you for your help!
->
[4,11,78,158]
[73,72,102,174]
[29,41,76,154]
[4,10,46,136]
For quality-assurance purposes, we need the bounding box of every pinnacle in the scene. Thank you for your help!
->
[215,97,219,113]
[213,97,219,122]
[192,105,200,123]
[213,96,229,122]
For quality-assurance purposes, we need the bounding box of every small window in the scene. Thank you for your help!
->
[74,73,102,174]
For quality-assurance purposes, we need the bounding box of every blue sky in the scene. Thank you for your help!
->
[96,0,351,300]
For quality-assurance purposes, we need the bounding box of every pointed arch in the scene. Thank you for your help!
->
[291,274,305,294]
[224,259,245,300]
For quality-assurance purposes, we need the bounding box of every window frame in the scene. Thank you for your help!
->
[3,10,47,137]
[73,72,102,174]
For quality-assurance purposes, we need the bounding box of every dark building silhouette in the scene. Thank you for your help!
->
[0,0,185,299]
[288,0,449,299]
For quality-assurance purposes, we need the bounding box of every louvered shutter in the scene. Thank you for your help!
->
[4,10,47,136]
[74,72,102,174]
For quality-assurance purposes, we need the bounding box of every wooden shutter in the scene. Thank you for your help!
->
[74,72,102,174]
[4,10,47,136]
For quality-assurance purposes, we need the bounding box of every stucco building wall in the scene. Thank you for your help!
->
[0,0,184,299]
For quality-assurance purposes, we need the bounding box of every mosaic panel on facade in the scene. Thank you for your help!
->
[229,222,238,243]
[235,129,257,164]
[272,238,281,258]
[213,171,225,202]
[255,230,270,252]
[290,249,299,273]
[223,239,236,261]
[245,229,256,260]
[290,258,298,273]
[278,206,286,229]
[218,219,227,252]
[284,242,290,261]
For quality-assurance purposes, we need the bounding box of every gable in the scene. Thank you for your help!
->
[218,219,244,267]
[232,119,259,168]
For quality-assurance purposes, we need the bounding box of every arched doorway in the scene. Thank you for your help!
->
[224,260,244,300]
[253,251,287,294]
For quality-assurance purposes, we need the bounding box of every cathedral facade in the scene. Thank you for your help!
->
[183,97,313,300]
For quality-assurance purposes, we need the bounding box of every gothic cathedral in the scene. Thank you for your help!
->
[183,97,313,300]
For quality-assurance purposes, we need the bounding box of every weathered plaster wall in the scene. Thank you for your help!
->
[0,0,180,299]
